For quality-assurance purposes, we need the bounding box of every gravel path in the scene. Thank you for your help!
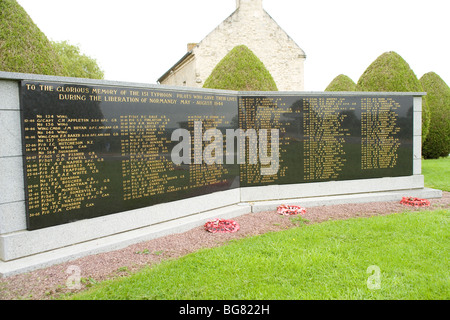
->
[1,192,449,300]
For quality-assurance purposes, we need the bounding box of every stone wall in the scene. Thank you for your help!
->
[0,79,25,238]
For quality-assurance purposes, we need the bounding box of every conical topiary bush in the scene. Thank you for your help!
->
[325,74,357,91]
[357,51,430,141]
[0,0,64,75]
[203,45,278,91]
[420,72,450,159]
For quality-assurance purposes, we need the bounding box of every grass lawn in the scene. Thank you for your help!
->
[68,157,450,300]
[70,209,449,300]
[423,157,450,192]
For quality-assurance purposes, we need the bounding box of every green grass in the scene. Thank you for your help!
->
[423,157,450,191]
[70,209,449,300]
[66,158,449,300]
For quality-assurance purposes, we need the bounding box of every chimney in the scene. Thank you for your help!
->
[187,43,198,52]
[236,0,263,11]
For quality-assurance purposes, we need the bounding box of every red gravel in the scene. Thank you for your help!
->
[1,192,449,300]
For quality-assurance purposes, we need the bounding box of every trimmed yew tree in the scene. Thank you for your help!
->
[0,0,64,75]
[325,74,357,91]
[357,51,430,142]
[420,72,450,158]
[203,45,278,91]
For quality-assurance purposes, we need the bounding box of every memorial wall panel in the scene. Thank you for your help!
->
[21,82,239,230]
[20,81,414,230]
[238,95,413,186]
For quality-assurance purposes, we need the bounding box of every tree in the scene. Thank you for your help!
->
[203,45,278,91]
[420,72,450,158]
[357,51,430,142]
[0,0,64,75]
[325,74,357,91]
[52,41,104,79]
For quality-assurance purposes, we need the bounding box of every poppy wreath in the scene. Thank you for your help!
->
[204,219,240,233]
[277,204,307,216]
[400,197,431,207]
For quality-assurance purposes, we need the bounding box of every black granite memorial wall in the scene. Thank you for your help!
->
[20,81,413,230]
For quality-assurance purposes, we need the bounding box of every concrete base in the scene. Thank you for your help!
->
[0,187,441,278]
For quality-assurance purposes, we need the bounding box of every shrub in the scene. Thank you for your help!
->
[0,0,64,75]
[420,72,450,158]
[203,45,278,91]
[325,74,357,91]
[52,41,104,79]
[357,51,430,142]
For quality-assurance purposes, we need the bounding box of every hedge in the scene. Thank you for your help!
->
[203,45,278,91]
[420,72,450,158]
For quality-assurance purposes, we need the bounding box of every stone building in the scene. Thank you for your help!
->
[157,0,306,91]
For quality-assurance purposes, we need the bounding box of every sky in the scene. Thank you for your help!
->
[16,0,450,91]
